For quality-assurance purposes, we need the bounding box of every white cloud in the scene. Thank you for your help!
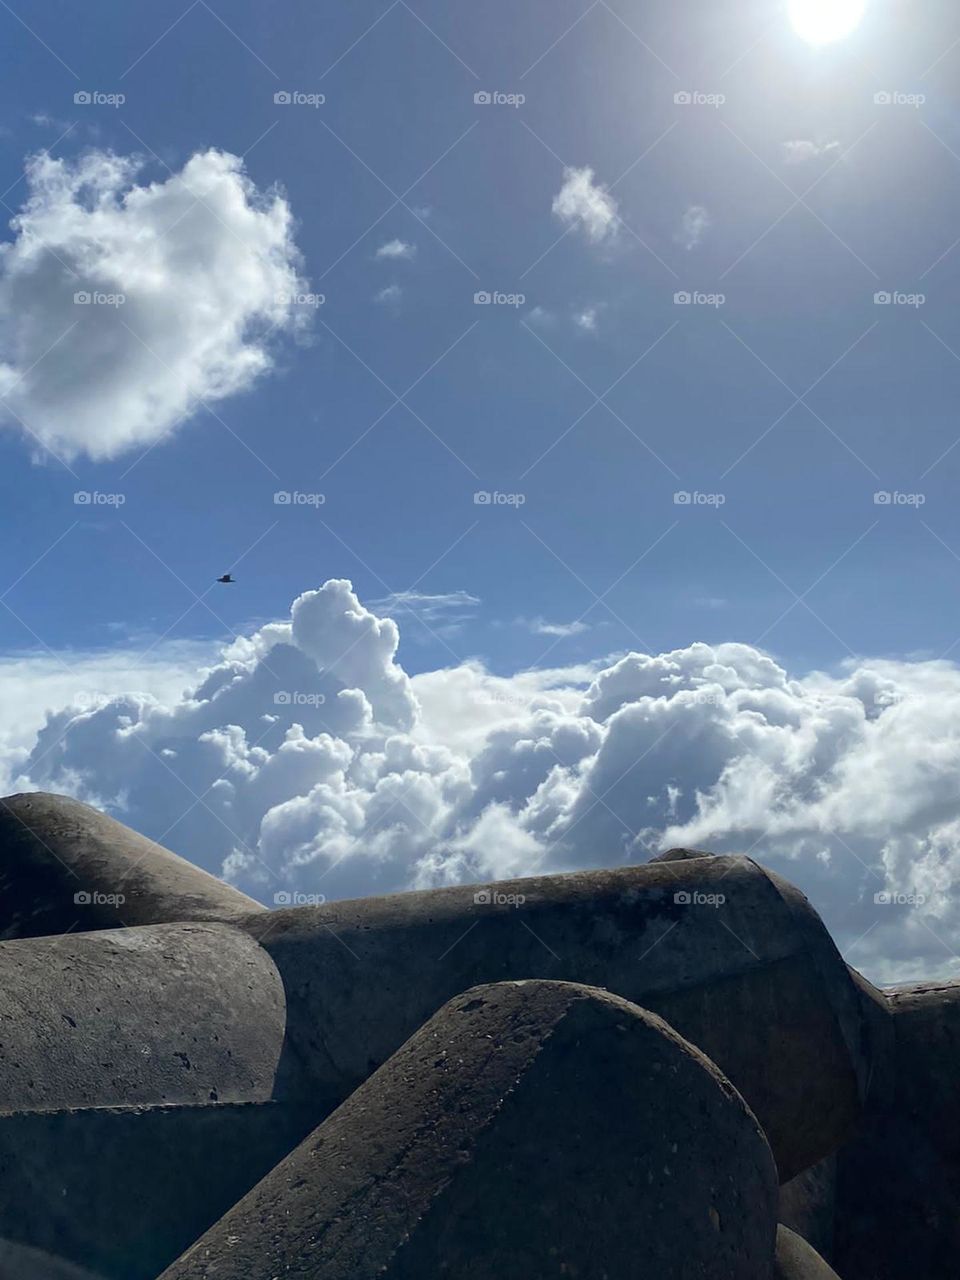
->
[674,204,711,250]
[369,590,480,637]
[782,139,841,165]
[525,305,557,328]
[0,148,308,461]
[574,307,599,334]
[15,583,960,983]
[518,616,590,638]
[551,167,619,245]
[375,239,416,260]
[375,283,402,306]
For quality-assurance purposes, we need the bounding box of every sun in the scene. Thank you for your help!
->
[788,0,867,44]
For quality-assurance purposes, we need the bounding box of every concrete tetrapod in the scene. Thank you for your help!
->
[0,923,285,1112]
[160,980,780,1280]
[886,978,960,1166]
[0,1101,323,1280]
[241,857,879,1180]
[0,792,264,940]
[773,1226,842,1279]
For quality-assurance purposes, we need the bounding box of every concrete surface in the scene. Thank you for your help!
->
[0,922,285,1112]
[0,1100,323,1279]
[160,980,779,1280]
[774,1225,841,1279]
[0,1240,104,1280]
[779,1156,836,1264]
[0,792,263,940]
[242,856,877,1179]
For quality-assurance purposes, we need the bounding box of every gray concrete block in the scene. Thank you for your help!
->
[0,922,285,1112]
[160,980,779,1280]
[0,1101,323,1280]
[774,1225,842,1279]
[243,857,878,1180]
[0,792,262,940]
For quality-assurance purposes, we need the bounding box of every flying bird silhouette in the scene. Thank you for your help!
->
[216,574,235,584]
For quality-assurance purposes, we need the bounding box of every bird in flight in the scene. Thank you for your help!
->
[216,573,235,584]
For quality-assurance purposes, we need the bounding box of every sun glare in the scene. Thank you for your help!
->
[788,0,867,45]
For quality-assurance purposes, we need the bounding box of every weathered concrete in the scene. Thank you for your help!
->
[242,857,878,1179]
[0,1240,104,1280]
[0,792,263,940]
[0,1101,323,1280]
[834,1111,960,1280]
[778,1156,836,1264]
[886,977,960,1167]
[773,1225,841,1279]
[650,845,715,862]
[160,980,779,1280]
[0,922,285,1112]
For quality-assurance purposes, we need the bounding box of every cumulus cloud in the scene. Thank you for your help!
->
[674,204,711,250]
[782,139,840,165]
[375,238,416,260]
[0,148,308,460]
[551,167,619,245]
[375,283,402,306]
[13,581,960,983]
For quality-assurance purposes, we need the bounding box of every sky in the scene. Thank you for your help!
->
[1,0,960,983]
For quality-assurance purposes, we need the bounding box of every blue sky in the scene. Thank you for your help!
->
[2,1,960,980]
[0,0,957,673]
